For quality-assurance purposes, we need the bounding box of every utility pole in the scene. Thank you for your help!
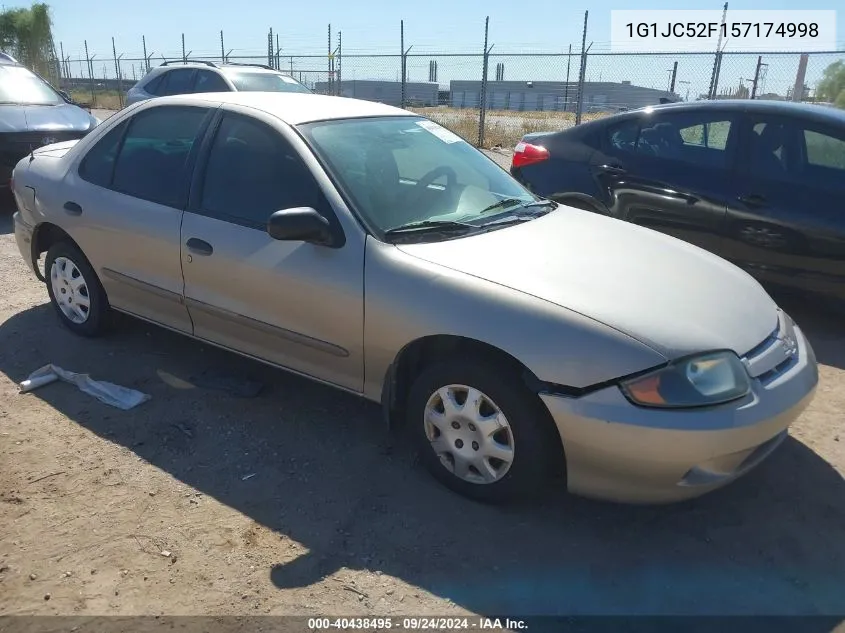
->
[708,2,728,99]
[750,55,762,99]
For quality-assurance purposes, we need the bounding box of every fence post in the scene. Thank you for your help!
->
[669,61,678,93]
[575,11,589,125]
[181,33,186,64]
[220,31,225,63]
[477,16,490,148]
[328,24,332,95]
[400,20,406,108]
[84,41,95,106]
[112,37,124,108]
[708,2,728,99]
[142,36,149,72]
[336,31,342,95]
[563,44,572,112]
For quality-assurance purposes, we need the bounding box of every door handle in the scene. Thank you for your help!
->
[738,194,767,208]
[186,237,213,256]
[63,201,83,215]
[597,164,626,175]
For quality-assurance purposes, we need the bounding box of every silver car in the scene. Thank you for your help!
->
[125,60,311,106]
[11,93,819,504]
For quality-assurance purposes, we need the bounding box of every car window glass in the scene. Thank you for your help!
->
[636,113,732,168]
[607,119,639,153]
[748,120,792,178]
[144,74,164,95]
[223,71,311,93]
[160,69,196,95]
[200,114,322,227]
[111,106,208,208]
[803,129,845,171]
[194,70,229,93]
[78,120,128,187]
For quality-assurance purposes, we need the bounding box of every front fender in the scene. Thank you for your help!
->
[363,237,666,401]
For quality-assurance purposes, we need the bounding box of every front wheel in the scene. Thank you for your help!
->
[406,358,560,503]
[45,241,110,337]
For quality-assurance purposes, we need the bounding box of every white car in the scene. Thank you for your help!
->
[126,60,311,106]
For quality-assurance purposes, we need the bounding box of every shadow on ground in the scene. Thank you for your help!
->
[1,193,14,235]
[1,301,844,621]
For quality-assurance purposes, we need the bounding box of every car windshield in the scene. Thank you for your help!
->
[298,116,539,234]
[223,70,311,93]
[0,64,64,105]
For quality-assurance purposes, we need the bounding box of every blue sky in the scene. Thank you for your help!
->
[23,0,842,59]
[4,0,842,101]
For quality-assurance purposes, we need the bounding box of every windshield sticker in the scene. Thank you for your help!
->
[416,120,464,144]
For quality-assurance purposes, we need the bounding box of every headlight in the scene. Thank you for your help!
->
[620,351,750,409]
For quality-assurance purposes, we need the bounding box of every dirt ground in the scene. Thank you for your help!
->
[1,194,844,623]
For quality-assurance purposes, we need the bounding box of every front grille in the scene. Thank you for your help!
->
[0,131,86,167]
[741,311,799,383]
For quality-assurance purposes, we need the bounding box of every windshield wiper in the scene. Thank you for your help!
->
[477,197,558,215]
[383,219,477,238]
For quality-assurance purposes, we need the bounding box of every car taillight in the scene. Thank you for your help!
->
[512,142,550,168]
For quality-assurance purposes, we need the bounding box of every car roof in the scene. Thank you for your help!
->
[150,91,413,125]
[632,99,845,126]
[155,62,287,74]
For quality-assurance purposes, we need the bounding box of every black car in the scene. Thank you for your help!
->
[1,54,99,190]
[510,100,845,302]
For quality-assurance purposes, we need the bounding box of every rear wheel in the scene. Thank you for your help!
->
[406,358,559,503]
[45,241,110,337]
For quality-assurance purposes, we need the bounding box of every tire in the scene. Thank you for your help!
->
[406,357,560,503]
[45,241,110,337]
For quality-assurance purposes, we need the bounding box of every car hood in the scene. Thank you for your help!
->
[396,207,778,360]
[0,103,95,133]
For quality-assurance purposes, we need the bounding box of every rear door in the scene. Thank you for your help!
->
[180,108,365,391]
[722,113,845,298]
[597,109,739,254]
[64,105,213,332]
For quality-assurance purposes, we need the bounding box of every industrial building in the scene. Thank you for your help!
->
[313,80,439,107]
[449,80,680,112]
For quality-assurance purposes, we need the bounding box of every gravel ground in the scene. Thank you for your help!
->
[0,175,844,621]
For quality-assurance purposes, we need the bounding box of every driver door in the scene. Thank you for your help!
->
[180,109,365,391]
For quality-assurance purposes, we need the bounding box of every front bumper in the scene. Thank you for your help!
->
[541,312,818,504]
[14,211,37,276]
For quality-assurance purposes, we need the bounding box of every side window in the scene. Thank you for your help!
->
[800,126,845,193]
[144,74,165,95]
[606,119,639,154]
[200,113,323,228]
[637,113,733,168]
[803,129,845,171]
[160,69,196,96]
[78,120,128,187]
[747,119,793,178]
[111,106,209,208]
[194,70,230,93]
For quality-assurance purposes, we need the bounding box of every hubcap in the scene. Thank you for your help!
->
[50,257,91,324]
[423,384,515,485]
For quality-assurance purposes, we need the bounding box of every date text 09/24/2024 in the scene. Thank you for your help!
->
[626,22,819,39]
[307,617,528,630]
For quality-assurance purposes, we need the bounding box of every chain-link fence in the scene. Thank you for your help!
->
[52,38,845,149]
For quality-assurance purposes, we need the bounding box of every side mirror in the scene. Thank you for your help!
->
[267,207,337,246]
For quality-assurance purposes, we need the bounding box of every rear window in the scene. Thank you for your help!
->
[223,71,311,94]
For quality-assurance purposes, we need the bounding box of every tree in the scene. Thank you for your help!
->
[817,59,845,108]
[0,3,56,79]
